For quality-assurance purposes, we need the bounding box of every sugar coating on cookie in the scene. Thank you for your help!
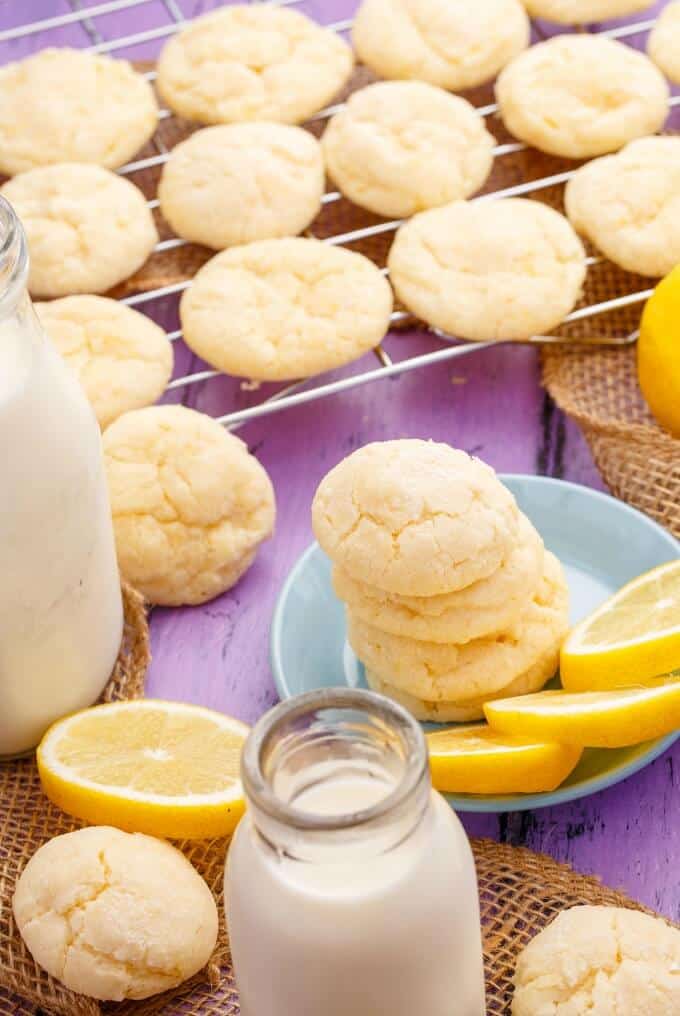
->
[157,5,353,126]
[103,405,275,605]
[322,82,496,219]
[36,296,173,429]
[158,123,324,250]
[180,238,393,382]
[347,551,569,702]
[512,906,680,1015]
[13,827,218,1001]
[0,49,158,176]
[565,137,680,279]
[353,0,529,91]
[312,440,520,596]
[523,0,653,23]
[334,514,544,644]
[648,1,680,86]
[1,164,158,298]
[388,198,586,342]
[496,35,669,159]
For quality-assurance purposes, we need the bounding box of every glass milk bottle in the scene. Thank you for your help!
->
[0,196,123,757]
[226,688,486,1016]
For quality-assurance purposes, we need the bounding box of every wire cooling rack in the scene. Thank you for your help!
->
[1,0,678,429]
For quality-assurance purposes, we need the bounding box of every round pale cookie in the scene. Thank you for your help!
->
[496,35,669,159]
[36,296,173,429]
[523,0,653,24]
[158,123,324,250]
[512,906,680,1016]
[334,514,544,644]
[352,0,529,91]
[565,137,680,279]
[347,551,569,702]
[103,405,275,606]
[388,198,586,341]
[0,48,158,176]
[180,238,393,382]
[1,164,158,299]
[322,82,495,219]
[365,647,559,722]
[157,5,353,126]
[13,827,218,1001]
[312,440,520,597]
[648,1,680,86]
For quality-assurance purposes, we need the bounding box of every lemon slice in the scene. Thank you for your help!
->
[560,560,680,692]
[427,726,582,795]
[38,700,249,839]
[484,677,680,748]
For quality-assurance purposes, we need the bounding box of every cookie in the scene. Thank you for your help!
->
[158,123,324,250]
[103,405,275,606]
[565,137,680,279]
[388,198,586,341]
[353,0,529,91]
[512,906,680,1016]
[36,296,173,429]
[312,440,520,596]
[1,164,158,298]
[157,5,353,126]
[648,1,680,85]
[496,35,669,159]
[180,238,393,381]
[347,552,569,702]
[0,48,158,176]
[334,514,544,644]
[523,0,653,23]
[322,81,495,218]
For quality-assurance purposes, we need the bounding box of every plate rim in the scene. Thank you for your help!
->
[270,474,680,813]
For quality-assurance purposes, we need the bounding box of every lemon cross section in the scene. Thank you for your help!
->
[426,726,582,796]
[37,700,249,840]
[484,678,680,749]
[560,560,680,692]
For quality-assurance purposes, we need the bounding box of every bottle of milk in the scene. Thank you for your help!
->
[226,688,487,1016]
[0,196,123,756]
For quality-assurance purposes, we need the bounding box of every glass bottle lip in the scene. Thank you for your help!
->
[241,687,430,835]
[0,196,29,313]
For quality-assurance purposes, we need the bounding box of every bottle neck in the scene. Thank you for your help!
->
[0,196,29,320]
[241,689,432,863]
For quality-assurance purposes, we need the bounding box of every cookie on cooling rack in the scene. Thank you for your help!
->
[158,123,324,250]
[0,48,158,176]
[648,1,680,85]
[36,296,173,430]
[352,0,529,91]
[1,165,158,298]
[322,81,496,219]
[496,35,669,159]
[387,198,586,342]
[180,237,393,382]
[103,405,276,606]
[156,5,354,126]
[565,137,680,279]
[522,0,653,23]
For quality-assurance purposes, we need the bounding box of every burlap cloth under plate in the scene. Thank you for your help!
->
[0,584,675,1015]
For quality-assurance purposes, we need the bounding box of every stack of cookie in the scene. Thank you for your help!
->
[312,440,569,722]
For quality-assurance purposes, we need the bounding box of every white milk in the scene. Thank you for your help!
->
[226,765,486,1016]
[0,298,123,755]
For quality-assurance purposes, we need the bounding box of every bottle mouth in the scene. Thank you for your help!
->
[0,196,29,313]
[241,688,430,840]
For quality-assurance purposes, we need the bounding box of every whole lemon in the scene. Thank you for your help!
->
[638,265,680,437]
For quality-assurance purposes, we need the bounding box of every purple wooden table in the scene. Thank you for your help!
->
[3,0,678,924]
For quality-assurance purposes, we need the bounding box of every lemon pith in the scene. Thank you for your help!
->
[638,265,680,437]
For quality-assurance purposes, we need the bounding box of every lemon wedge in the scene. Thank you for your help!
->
[38,699,249,839]
[427,726,582,795]
[560,560,680,692]
[638,265,680,437]
[484,677,680,748]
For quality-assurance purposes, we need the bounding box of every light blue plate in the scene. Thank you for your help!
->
[271,476,680,812]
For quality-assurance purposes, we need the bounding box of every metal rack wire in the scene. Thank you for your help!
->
[0,0,674,428]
